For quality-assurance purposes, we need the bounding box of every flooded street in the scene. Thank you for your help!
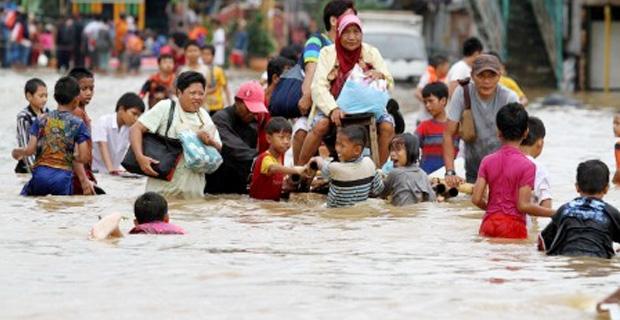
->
[1,70,619,319]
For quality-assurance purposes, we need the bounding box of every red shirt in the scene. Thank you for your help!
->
[249,151,285,201]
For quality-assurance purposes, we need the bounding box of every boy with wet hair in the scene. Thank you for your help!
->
[539,160,620,258]
[12,76,91,196]
[16,78,49,173]
[471,103,554,239]
[520,116,552,208]
[140,54,176,108]
[416,82,460,174]
[250,117,304,201]
[313,125,384,208]
[69,67,99,195]
[130,192,185,234]
[92,92,145,174]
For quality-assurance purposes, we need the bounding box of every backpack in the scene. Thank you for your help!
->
[269,33,331,119]
[457,78,476,143]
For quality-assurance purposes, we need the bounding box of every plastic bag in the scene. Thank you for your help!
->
[178,130,223,174]
[336,64,390,119]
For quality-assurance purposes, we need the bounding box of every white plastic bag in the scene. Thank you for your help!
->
[336,64,390,119]
[179,130,222,174]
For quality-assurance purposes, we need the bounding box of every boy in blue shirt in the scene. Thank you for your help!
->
[12,76,91,196]
[539,160,620,258]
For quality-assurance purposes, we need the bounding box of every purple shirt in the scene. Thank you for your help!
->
[478,145,535,222]
[129,221,186,235]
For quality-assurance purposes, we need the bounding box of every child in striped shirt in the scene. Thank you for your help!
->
[15,78,49,173]
[313,125,384,208]
[415,82,459,174]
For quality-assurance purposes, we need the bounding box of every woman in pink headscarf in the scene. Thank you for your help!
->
[301,13,394,165]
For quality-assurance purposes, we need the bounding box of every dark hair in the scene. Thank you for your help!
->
[116,92,146,113]
[153,84,168,94]
[267,56,295,85]
[323,0,356,31]
[577,160,609,194]
[391,133,420,166]
[134,192,168,224]
[157,53,174,64]
[521,116,546,146]
[68,67,94,81]
[266,116,292,134]
[429,54,449,68]
[463,37,483,57]
[25,78,46,96]
[176,71,206,92]
[422,82,449,100]
[184,40,201,51]
[496,102,529,141]
[386,99,405,134]
[279,44,302,62]
[202,44,215,55]
[54,76,81,105]
[338,125,367,148]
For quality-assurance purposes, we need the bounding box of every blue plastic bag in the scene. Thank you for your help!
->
[179,131,223,174]
[336,65,390,120]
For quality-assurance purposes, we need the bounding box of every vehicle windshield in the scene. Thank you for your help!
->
[363,32,426,61]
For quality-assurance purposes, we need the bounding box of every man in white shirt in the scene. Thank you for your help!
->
[92,93,145,174]
[446,37,483,96]
[212,20,226,66]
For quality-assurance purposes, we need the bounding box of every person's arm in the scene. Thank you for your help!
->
[96,141,121,174]
[73,161,95,195]
[442,120,463,186]
[311,47,340,121]
[537,208,561,251]
[414,87,424,102]
[196,130,222,151]
[298,62,317,116]
[517,186,555,217]
[129,122,159,176]
[471,176,488,210]
[448,80,459,97]
[371,170,385,197]
[267,163,303,176]
[378,171,394,199]
[12,135,37,160]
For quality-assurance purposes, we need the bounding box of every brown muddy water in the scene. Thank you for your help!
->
[1,70,619,319]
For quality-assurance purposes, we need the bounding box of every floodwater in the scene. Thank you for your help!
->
[1,70,619,320]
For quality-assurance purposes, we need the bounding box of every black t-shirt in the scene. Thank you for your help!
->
[540,197,620,259]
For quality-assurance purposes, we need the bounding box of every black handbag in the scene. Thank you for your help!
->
[122,100,183,181]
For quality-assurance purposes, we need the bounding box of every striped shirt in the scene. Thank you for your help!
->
[15,105,48,173]
[415,119,459,174]
[322,156,384,208]
[303,33,332,65]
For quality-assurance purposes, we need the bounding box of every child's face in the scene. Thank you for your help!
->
[26,85,48,110]
[531,138,545,158]
[436,62,450,78]
[159,58,174,74]
[613,115,620,137]
[423,94,447,118]
[267,131,292,155]
[335,133,362,162]
[390,143,408,167]
[118,107,142,126]
[185,45,200,63]
[77,77,94,106]
[151,92,167,107]
[201,49,214,65]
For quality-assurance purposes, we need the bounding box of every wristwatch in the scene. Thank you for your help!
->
[445,169,456,177]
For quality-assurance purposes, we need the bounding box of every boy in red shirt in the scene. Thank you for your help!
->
[249,117,304,201]
[140,54,175,109]
[471,103,554,239]
[415,82,459,174]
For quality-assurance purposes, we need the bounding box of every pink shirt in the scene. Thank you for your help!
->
[478,145,535,222]
[129,221,186,235]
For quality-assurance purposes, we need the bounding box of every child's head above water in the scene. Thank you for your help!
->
[576,160,609,197]
[157,53,175,74]
[266,116,293,155]
[520,116,546,158]
[184,40,201,64]
[54,76,81,108]
[116,92,145,127]
[68,67,95,107]
[134,192,168,225]
[390,133,420,168]
[496,102,528,142]
[24,78,47,110]
[201,45,215,65]
[336,125,367,162]
[421,82,448,119]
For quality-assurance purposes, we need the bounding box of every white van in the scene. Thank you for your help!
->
[360,12,428,82]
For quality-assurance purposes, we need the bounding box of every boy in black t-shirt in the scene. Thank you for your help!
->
[539,160,620,259]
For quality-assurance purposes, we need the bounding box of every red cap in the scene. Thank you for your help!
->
[235,81,267,114]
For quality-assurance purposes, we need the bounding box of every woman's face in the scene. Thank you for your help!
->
[340,25,362,51]
[177,83,205,113]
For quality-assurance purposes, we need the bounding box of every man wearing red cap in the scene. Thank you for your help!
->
[205,81,270,194]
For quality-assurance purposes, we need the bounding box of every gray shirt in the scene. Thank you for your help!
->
[447,83,518,182]
[381,165,436,206]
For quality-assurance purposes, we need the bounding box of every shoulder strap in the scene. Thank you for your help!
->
[458,78,471,110]
[164,100,176,137]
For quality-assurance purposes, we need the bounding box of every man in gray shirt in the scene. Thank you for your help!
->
[442,54,519,185]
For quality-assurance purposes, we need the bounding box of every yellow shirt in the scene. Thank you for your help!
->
[309,43,394,119]
[499,76,525,98]
[204,65,228,112]
[260,152,280,175]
